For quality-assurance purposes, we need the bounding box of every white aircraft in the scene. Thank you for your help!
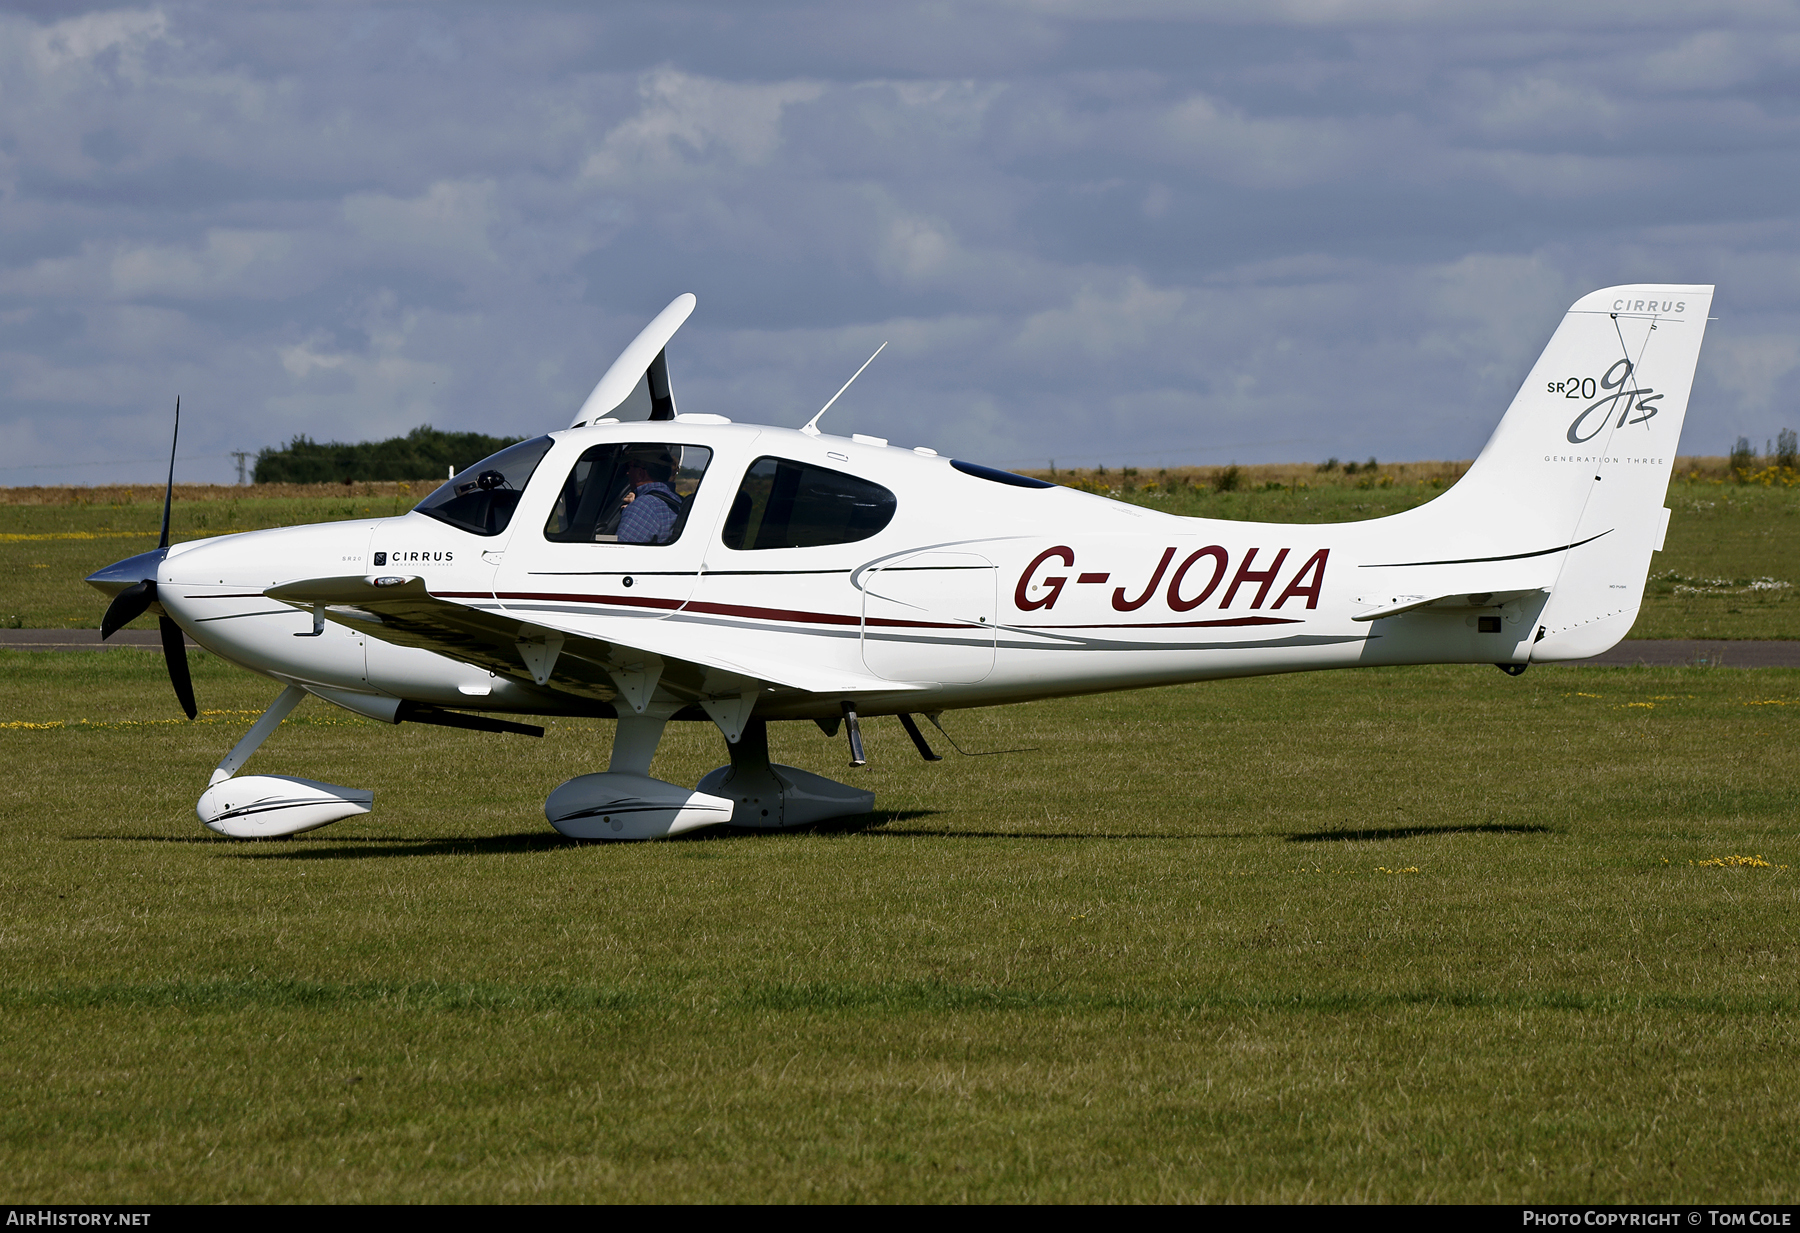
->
[88,284,1712,840]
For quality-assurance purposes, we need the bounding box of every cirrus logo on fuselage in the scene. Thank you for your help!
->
[372,550,454,567]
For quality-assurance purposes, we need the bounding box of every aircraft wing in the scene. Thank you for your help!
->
[264,575,923,712]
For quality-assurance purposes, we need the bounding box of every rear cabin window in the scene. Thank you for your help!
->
[950,459,1055,488]
[543,443,713,545]
[721,457,897,551]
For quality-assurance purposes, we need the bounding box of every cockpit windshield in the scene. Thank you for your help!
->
[413,435,555,536]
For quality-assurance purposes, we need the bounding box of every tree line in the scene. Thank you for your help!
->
[1730,428,1799,481]
[253,425,526,484]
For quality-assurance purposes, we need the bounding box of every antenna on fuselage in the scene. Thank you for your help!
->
[799,341,886,437]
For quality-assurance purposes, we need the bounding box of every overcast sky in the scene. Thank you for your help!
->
[4,1,1799,485]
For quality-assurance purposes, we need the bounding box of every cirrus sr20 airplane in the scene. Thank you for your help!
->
[88,284,1711,840]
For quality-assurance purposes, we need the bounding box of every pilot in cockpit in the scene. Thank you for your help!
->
[616,446,684,544]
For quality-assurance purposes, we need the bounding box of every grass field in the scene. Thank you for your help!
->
[5,462,1797,639]
[2,649,1795,1202]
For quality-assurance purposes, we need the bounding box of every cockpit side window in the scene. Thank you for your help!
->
[413,435,555,537]
[720,457,896,550]
[543,443,713,545]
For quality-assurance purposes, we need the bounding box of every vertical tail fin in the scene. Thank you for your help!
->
[1417,284,1713,660]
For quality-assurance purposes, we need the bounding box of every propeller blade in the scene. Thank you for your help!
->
[159,396,179,550]
[101,579,156,640]
[159,614,197,720]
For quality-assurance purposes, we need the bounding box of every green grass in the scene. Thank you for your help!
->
[1632,482,1800,639]
[7,475,1797,638]
[2,649,1796,1201]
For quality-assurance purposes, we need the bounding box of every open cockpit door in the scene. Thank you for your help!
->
[571,293,696,427]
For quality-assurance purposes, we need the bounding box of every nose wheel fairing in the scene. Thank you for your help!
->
[193,685,378,839]
[198,775,372,838]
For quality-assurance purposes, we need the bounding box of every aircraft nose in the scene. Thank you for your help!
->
[86,547,170,599]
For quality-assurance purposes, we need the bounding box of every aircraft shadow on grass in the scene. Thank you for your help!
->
[858,829,1262,841]
[78,816,1549,853]
[74,810,944,859]
[75,831,576,859]
[846,812,1265,840]
[1283,822,1555,843]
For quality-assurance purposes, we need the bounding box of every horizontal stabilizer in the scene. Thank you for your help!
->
[1353,589,1548,622]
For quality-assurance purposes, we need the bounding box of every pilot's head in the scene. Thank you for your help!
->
[624,447,676,484]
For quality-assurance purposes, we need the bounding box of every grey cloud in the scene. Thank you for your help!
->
[2,1,1798,485]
